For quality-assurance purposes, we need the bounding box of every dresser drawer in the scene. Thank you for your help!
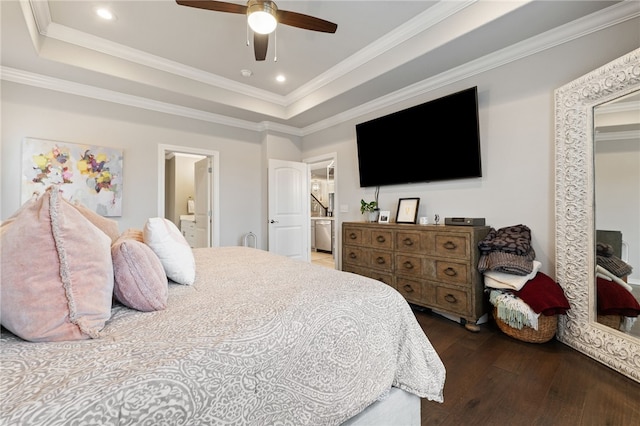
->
[396,277,422,303]
[396,231,423,253]
[344,227,364,245]
[345,265,394,287]
[435,285,469,316]
[434,260,469,286]
[433,233,470,259]
[343,246,368,267]
[370,250,393,272]
[396,254,423,277]
[369,229,393,250]
[341,222,487,327]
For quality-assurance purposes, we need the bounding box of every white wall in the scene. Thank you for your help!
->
[302,18,640,277]
[2,18,638,271]
[595,137,640,283]
[0,82,275,247]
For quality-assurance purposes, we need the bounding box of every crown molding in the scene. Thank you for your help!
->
[283,0,476,105]
[40,23,287,106]
[27,0,477,111]
[0,65,297,135]
[5,1,638,138]
[595,130,640,142]
[301,1,640,136]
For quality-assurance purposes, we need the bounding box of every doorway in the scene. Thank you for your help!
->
[158,144,220,247]
[304,153,337,269]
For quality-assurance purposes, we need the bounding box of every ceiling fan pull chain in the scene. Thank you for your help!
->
[274,28,277,62]
[246,22,250,46]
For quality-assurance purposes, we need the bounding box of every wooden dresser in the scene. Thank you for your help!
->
[342,222,490,331]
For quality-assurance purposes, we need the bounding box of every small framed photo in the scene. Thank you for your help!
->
[396,198,420,224]
[378,210,390,223]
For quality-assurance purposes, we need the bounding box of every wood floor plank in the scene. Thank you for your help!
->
[414,308,640,426]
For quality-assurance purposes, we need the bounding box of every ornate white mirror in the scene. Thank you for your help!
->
[555,48,640,382]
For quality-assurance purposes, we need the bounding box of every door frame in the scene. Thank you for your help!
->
[158,144,220,247]
[303,152,338,269]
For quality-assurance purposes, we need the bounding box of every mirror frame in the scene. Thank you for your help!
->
[555,47,640,383]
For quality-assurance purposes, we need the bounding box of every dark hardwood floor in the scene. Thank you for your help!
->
[414,307,640,426]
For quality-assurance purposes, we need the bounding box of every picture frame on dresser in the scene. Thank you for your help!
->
[396,198,420,224]
[378,211,390,223]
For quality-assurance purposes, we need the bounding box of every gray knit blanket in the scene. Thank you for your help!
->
[477,224,535,276]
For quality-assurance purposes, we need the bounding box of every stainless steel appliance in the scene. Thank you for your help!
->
[315,220,333,253]
[327,193,334,217]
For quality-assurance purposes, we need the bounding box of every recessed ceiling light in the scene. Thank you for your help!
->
[96,8,115,21]
[240,69,253,78]
[276,75,286,83]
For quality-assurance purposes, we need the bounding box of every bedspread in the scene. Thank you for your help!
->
[1,247,445,425]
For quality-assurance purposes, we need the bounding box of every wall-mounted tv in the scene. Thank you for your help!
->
[355,86,482,187]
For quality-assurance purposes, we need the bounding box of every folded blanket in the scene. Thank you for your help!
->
[514,272,570,316]
[478,224,532,256]
[489,289,539,330]
[484,260,542,291]
[597,277,640,317]
[596,242,614,257]
[477,248,536,276]
[597,255,633,278]
[596,265,633,292]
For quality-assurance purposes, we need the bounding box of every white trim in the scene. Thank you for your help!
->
[303,152,338,269]
[158,144,220,247]
[4,2,637,137]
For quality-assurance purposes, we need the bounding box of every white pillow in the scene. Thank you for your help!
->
[143,217,195,285]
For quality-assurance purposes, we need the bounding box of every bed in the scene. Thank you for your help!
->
[0,189,445,425]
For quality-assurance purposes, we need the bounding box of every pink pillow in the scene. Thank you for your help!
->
[71,200,120,244]
[119,228,144,243]
[0,186,113,342]
[112,237,168,312]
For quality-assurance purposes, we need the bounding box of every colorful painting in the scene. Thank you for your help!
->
[21,138,123,216]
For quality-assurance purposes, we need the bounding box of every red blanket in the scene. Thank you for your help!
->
[597,277,640,317]
[515,272,570,316]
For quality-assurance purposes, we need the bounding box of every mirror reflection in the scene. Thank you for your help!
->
[594,91,640,337]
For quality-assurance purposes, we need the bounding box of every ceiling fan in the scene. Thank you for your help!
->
[176,0,338,61]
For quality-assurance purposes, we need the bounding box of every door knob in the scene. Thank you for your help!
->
[270,219,279,224]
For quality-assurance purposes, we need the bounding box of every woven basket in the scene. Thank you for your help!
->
[597,314,622,330]
[493,307,557,343]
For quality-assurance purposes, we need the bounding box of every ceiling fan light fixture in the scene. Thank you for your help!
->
[247,1,278,35]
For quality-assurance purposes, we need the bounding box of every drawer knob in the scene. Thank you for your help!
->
[349,233,357,240]
[443,241,457,250]
[444,294,457,303]
[375,257,386,265]
[444,267,457,276]
[349,252,357,259]
[403,238,414,246]
[376,235,386,243]
[403,284,414,293]
[403,261,414,270]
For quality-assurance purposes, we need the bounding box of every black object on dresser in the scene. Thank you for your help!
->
[342,222,490,332]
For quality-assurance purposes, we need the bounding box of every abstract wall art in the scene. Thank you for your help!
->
[21,138,123,216]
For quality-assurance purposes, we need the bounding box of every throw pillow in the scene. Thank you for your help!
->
[143,217,196,285]
[71,200,120,244]
[112,237,168,312]
[0,186,113,342]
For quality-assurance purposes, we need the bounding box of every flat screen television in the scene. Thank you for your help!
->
[355,86,482,187]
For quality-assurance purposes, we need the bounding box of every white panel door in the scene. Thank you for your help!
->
[268,159,309,261]
[194,157,211,248]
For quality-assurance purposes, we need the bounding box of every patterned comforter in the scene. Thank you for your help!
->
[1,247,445,425]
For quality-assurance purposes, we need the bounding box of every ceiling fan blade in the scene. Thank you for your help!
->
[254,33,268,61]
[175,0,247,14]
[277,10,337,33]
